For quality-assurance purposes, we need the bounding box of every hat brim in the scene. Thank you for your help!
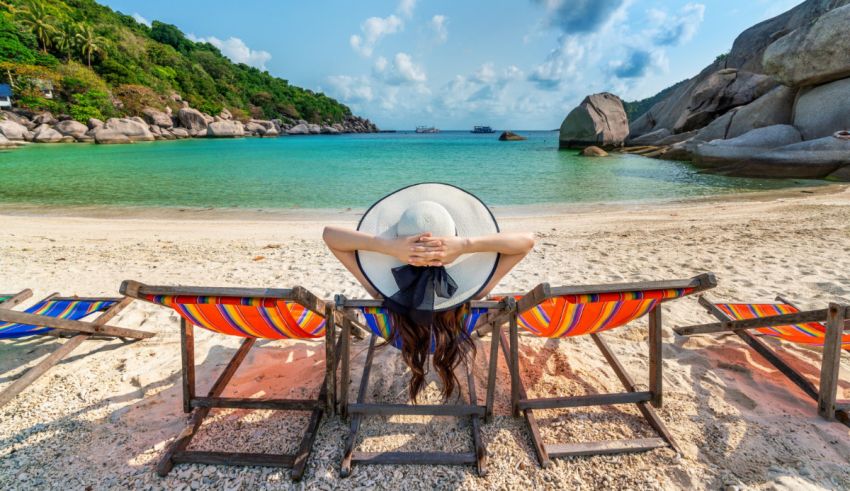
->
[356,183,500,311]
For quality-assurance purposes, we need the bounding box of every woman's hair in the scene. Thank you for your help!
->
[389,305,475,402]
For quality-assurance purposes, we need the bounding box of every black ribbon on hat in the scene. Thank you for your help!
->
[385,265,458,325]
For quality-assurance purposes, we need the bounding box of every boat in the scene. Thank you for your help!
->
[471,125,495,134]
[415,126,439,133]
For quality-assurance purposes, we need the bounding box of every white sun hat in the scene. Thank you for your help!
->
[356,183,500,313]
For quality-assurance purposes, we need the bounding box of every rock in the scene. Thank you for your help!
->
[793,77,850,140]
[307,123,322,134]
[627,128,672,146]
[559,92,628,148]
[763,4,850,87]
[0,119,29,141]
[142,108,173,128]
[580,146,608,157]
[149,125,162,136]
[177,107,208,131]
[714,135,850,178]
[93,127,132,144]
[54,120,89,140]
[287,123,310,135]
[332,123,345,133]
[828,164,850,181]
[244,121,269,135]
[659,138,699,161]
[32,124,64,143]
[219,108,232,120]
[170,128,189,139]
[207,120,245,137]
[656,130,699,146]
[321,125,340,134]
[674,69,777,132]
[694,124,802,167]
[88,118,104,129]
[263,127,279,137]
[33,112,57,126]
[694,85,795,142]
[498,131,527,141]
[105,118,155,141]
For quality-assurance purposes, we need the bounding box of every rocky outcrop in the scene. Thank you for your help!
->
[580,146,608,157]
[0,119,29,141]
[31,124,64,143]
[32,112,57,126]
[793,78,850,140]
[499,131,527,141]
[695,85,796,142]
[559,93,628,149]
[694,125,802,167]
[54,120,90,141]
[207,120,245,138]
[762,4,850,86]
[170,128,189,139]
[287,123,310,135]
[105,118,155,142]
[93,127,131,144]
[627,128,672,146]
[673,69,777,133]
[142,108,173,128]
[177,107,208,132]
[713,135,850,178]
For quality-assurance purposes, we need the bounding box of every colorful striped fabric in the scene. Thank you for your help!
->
[359,307,485,350]
[143,295,325,339]
[512,288,693,338]
[715,303,850,347]
[0,299,116,339]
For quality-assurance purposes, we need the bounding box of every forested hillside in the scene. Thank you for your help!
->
[0,0,353,123]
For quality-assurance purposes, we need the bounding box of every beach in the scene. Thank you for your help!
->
[2,186,850,490]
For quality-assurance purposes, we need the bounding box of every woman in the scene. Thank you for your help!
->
[323,183,533,401]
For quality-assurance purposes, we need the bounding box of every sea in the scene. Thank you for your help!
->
[0,131,823,211]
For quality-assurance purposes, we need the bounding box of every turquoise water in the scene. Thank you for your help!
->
[0,131,821,209]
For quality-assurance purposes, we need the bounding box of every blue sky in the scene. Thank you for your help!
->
[101,0,801,130]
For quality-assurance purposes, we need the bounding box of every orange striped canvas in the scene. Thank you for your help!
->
[716,303,850,347]
[512,288,693,338]
[143,295,325,340]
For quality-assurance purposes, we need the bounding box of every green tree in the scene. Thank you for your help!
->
[75,24,106,67]
[18,0,55,53]
[52,21,77,61]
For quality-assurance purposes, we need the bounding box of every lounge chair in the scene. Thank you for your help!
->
[675,295,849,426]
[334,295,510,477]
[488,273,716,467]
[120,281,341,481]
[0,289,152,408]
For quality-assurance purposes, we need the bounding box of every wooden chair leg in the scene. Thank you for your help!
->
[324,304,336,416]
[509,313,520,417]
[648,306,662,408]
[341,334,377,477]
[818,304,845,420]
[181,318,195,414]
[485,321,501,422]
[464,358,487,476]
[341,316,351,418]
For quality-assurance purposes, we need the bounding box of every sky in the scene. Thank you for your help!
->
[102,0,803,130]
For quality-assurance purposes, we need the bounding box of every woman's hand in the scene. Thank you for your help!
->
[408,235,468,267]
[388,232,437,264]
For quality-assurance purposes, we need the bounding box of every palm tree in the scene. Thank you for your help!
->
[18,0,55,53]
[53,21,79,61]
[75,25,107,68]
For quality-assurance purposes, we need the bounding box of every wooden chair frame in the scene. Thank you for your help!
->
[502,274,716,467]
[334,295,511,477]
[675,295,849,426]
[120,281,339,481]
[0,290,151,408]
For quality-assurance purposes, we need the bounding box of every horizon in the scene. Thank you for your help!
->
[83,1,801,129]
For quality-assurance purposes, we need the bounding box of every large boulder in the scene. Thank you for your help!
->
[307,123,322,134]
[32,112,57,126]
[219,108,232,120]
[793,77,850,140]
[207,120,245,138]
[695,85,796,141]
[580,146,608,157]
[713,135,850,178]
[177,107,208,131]
[88,118,104,129]
[142,108,173,128]
[499,131,527,141]
[674,69,777,132]
[170,128,190,139]
[31,124,64,143]
[0,119,29,141]
[559,93,628,149]
[694,124,802,167]
[54,120,90,141]
[627,128,672,146]
[92,127,131,144]
[105,118,155,141]
[287,123,310,135]
[763,4,850,87]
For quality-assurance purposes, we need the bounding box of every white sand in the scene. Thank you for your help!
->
[1,186,849,490]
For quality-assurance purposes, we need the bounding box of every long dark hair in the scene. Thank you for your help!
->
[389,305,475,402]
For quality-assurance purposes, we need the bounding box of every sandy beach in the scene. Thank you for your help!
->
[2,186,849,490]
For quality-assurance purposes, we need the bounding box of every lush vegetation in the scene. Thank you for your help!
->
[0,0,352,123]
[622,79,689,122]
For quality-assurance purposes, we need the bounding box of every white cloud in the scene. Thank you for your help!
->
[132,13,150,27]
[326,75,374,103]
[374,52,427,85]
[188,34,272,70]
[430,15,448,43]
[528,37,586,90]
[398,0,417,19]
[648,3,705,46]
[350,15,403,57]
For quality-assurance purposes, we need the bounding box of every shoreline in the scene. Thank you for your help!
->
[0,182,844,222]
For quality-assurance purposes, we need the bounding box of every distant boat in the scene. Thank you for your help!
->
[471,125,495,134]
[415,126,439,133]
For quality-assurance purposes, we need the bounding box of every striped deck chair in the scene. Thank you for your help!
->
[334,296,510,477]
[0,289,151,408]
[120,281,339,481]
[675,295,850,426]
[492,273,716,467]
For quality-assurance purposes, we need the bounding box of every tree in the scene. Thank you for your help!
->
[18,0,54,53]
[75,24,106,67]
[52,21,77,61]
